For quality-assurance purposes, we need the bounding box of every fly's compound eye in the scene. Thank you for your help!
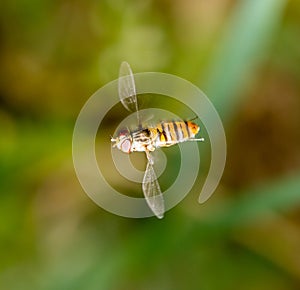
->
[120,139,132,153]
[118,128,130,137]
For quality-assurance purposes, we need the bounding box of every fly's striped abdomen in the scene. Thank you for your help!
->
[153,121,200,148]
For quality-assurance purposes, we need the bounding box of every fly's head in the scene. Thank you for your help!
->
[111,128,132,153]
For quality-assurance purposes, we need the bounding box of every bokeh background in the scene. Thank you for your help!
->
[1,0,300,289]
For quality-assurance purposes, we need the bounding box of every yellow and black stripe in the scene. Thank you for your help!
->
[154,121,199,146]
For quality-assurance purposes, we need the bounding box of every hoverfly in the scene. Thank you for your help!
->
[111,62,204,218]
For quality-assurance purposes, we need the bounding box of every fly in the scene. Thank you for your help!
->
[111,62,204,218]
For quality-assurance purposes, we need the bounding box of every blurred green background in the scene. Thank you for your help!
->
[1,0,300,289]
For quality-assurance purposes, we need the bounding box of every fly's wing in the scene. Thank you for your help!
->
[142,158,165,219]
[118,61,140,124]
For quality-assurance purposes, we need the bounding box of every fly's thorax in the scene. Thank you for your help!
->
[130,128,153,152]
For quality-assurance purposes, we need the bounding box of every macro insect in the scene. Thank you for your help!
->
[111,62,204,219]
